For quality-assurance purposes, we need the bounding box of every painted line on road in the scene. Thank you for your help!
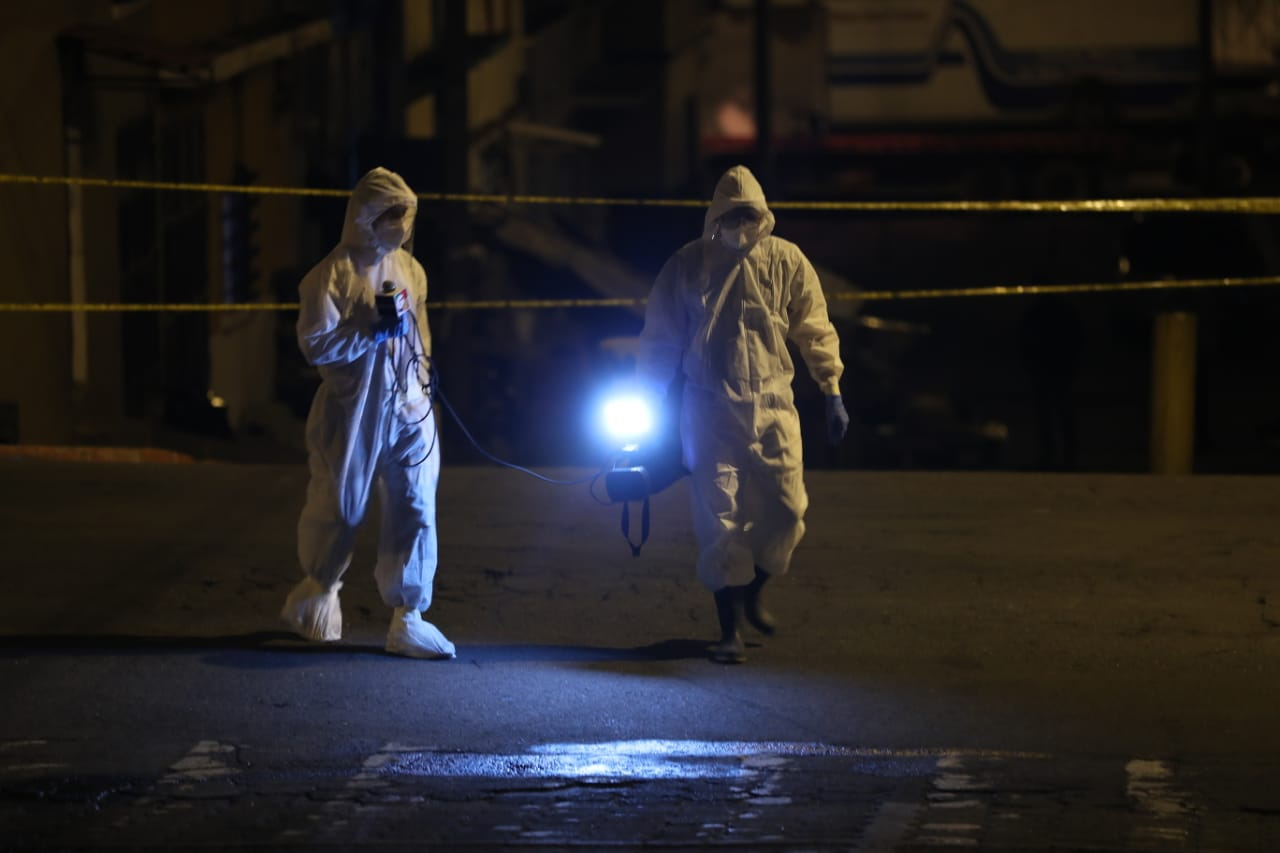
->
[159,740,240,783]
[0,740,48,751]
[859,801,928,852]
[915,754,987,847]
[2,763,68,772]
[277,741,416,844]
[1126,758,1198,848]
[132,740,243,815]
[725,753,795,843]
[0,740,67,776]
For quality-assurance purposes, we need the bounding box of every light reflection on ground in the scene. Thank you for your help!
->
[382,741,1044,781]
[387,750,753,780]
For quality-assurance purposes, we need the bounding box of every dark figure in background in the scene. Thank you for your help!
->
[1020,295,1083,471]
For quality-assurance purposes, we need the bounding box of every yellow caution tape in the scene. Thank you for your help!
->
[849,275,1280,301]
[0,173,704,207]
[2,275,1277,314]
[0,298,647,312]
[0,303,304,312]
[769,198,1280,213]
[4,173,1280,213]
[0,174,349,199]
[425,297,647,309]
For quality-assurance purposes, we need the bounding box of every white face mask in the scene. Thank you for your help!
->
[373,212,414,253]
[718,222,758,250]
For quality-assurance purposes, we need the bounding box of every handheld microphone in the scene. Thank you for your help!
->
[376,280,409,321]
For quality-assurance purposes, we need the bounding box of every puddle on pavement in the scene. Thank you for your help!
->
[379,740,986,781]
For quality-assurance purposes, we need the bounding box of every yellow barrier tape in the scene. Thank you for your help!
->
[0,303,304,312]
[850,275,1280,301]
[0,298,647,312]
[4,173,1280,213]
[3,276,1278,314]
[0,174,348,199]
[769,198,1280,214]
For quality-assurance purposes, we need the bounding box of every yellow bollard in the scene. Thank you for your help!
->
[1150,311,1197,475]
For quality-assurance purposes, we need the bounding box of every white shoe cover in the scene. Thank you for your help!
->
[280,577,343,642]
[385,607,456,659]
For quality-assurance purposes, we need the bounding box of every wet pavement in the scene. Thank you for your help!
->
[3,739,1276,850]
[1,460,1278,850]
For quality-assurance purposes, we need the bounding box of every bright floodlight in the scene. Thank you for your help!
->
[601,395,654,442]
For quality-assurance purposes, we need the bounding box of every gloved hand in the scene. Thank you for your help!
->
[826,394,850,445]
[371,312,411,345]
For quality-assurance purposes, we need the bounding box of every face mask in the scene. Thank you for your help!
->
[374,222,408,253]
[719,222,758,250]
[373,211,414,253]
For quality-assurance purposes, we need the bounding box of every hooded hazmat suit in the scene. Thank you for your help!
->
[283,166,453,658]
[638,165,843,593]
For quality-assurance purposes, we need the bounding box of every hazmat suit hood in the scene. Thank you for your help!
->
[341,167,419,256]
[701,164,776,247]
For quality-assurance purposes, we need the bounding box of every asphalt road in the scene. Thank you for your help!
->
[1,459,1278,851]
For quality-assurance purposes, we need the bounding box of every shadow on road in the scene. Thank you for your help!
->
[0,634,712,666]
[455,638,711,663]
[0,631,314,656]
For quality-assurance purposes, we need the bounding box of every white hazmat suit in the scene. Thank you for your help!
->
[638,165,844,596]
[281,167,454,659]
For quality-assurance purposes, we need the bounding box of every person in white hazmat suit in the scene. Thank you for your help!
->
[638,165,849,664]
[280,166,455,659]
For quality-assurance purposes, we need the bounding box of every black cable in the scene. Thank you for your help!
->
[379,313,437,468]
[400,319,438,467]
[587,468,614,506]
[387,306,610,486]
[432,379,610,486]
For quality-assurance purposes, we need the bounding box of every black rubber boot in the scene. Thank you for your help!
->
[709,587,746,664]
[744,566,777,636]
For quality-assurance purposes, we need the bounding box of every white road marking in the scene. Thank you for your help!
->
[277,742,422,843]
[159,740,239,783]
[145,741,1215,851]
[1126,758,1196,847]
[859,801,927,852]
[0,740,66,776]
[133,740,242,815]
[742,752,793,807]
[915,755,986,848]
[0,740,48,751]
[932,799,983,809]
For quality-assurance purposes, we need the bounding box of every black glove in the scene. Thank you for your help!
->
[371,313,411,345]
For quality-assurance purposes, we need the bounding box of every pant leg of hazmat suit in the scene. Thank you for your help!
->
[285,167,454,658]
[638,165,844,592]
